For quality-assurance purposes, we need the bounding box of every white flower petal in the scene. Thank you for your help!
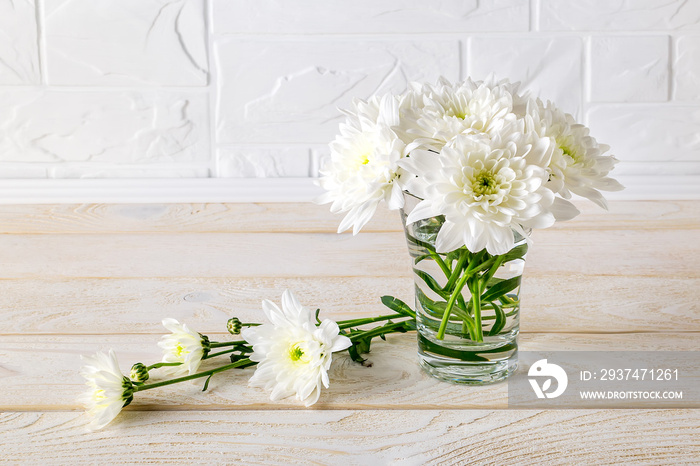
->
[281,289,310,325]
[79,349,131,430]
[386,182,405,211]
[246,290,348,407]
[261,299,286,327]
[570,185,609,210]
[527,99,623,207]
[435,221,468,253]
[406,132,556,255]
[550,197,580,221]
[405,199,442,225]
[318,95,406,235]
[157,318,207,376]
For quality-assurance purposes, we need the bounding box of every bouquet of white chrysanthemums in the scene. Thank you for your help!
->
[318,76,623,251]
[317,77,623,346]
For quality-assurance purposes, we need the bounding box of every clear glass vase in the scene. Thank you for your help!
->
[400,193,527,385]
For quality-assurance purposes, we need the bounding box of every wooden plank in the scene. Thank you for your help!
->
[0,232,409,279]
[0,203,401,234]
[0,229,697,279]
[547,200,700,231]
[1,410,698,464]
[1,275,698,335]
[1,333,696,411]
[0,201,696,234]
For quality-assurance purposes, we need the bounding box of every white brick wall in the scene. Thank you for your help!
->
[0,0,698,199]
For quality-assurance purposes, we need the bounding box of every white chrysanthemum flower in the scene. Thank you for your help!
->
[157,318,210,377]
[316,94,407,235]
[79,349,134,430]
[401,76,528,154]
[242,290,352,407]
[400,133,555,255]
[527,99,624,209]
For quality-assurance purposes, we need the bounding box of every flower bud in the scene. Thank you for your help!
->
[130,363,149,383]
[200,334,211,355]
[122,376,135,407]
[227,317,242,335]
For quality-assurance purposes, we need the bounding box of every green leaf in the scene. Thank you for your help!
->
[481,276,521,303]
[401,319,417,331]
[445,249,466,269]
[487,303,507,336]
[404,233,434,251]
[486,277,505,287]
[416,290,447,319]
[347,343,366,364]
[380,296,415,318]
[314,308,322,325]
[382,320,410,335]
[415,288,472,325]
[202,374,213,392]
[413,269,448,299]
[481,255,505,285]
[356,338,372,354]
[500,244,528,263]
[418,334,516,361]
[445,249,463,263]
[414,254,433,265]
[346,333,373,363]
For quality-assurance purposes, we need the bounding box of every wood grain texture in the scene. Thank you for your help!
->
[1,201,697,464]
[2,333,697,410]
[0,229,697,279]
[0,200,696,234]
[1,275,698,335]
[1,410,698,465]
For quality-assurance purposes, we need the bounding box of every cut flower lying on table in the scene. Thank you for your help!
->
[79,290,415,429]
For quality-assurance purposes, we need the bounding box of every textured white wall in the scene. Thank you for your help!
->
[0,0,698,200]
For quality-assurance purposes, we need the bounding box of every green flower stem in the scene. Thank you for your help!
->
[434,249,504,341]
[444,249,469,291]
[348,320,414,343]
[209,340,248,348]
[455,294,469,316]
[436,267,473,340]
[146,362,182,371]
[481,255,505,285]
[461,319,469,338]
[204,348,250,360]
[471,279,483,342]
[134,359,254,392]
[467,255,496,276]
[431,251,451,278]
[337,314,410,330]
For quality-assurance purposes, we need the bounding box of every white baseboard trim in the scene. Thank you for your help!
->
[0,178,324,204]
[0,176,697,204]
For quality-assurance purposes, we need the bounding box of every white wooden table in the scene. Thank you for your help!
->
[1,201,698,464]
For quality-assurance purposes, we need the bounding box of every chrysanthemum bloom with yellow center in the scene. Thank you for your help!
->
[157,318,210,377]
[316,94,407,235]
[400,133,556,255]
[79,349,134,430]
[401,76,528,154]
[527,99,624,209]
[242,290,351,406]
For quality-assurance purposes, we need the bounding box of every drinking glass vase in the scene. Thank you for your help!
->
[400,193,527,384]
